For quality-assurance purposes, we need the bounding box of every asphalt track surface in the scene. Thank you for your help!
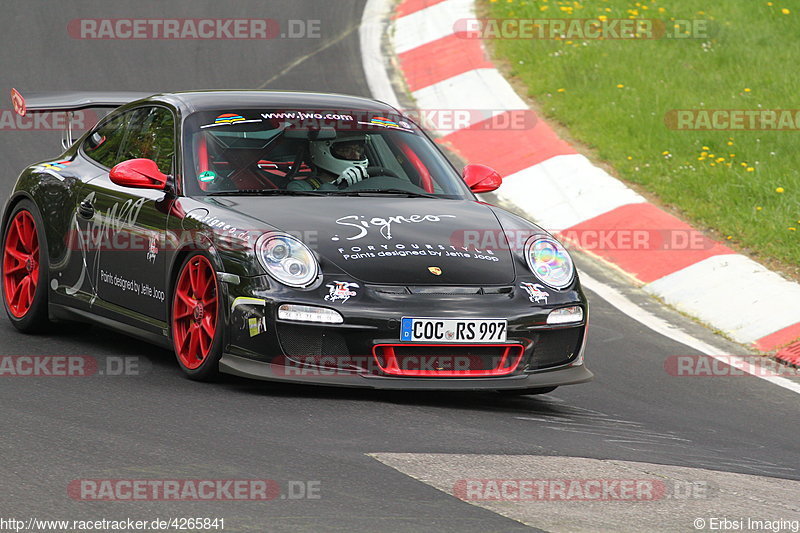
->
[0,2,798,531]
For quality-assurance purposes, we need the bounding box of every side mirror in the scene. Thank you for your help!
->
[462,164,502,193]
[110,159,168,190]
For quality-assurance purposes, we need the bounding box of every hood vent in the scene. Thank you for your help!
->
[371,286,513,296]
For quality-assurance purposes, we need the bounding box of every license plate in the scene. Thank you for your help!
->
[400,318,507,343]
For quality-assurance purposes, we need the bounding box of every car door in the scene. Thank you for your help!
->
[81,105,175,323]
[68,109,133,304]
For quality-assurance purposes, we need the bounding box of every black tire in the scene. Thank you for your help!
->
[2,200,50,333]
[170,252,224,381]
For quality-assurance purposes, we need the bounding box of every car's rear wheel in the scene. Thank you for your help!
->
[171,253,223,380]
[2,202,49,332]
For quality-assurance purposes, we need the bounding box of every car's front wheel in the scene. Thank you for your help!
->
[2,201,50,332]
[171,253,223,381]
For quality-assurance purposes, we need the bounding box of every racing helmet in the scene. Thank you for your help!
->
[310,134,369,176]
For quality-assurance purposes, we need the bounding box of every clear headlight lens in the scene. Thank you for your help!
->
[525,237,574,289]
[256,233,318,287]
[547,306,584,325]
[278,304,343,324]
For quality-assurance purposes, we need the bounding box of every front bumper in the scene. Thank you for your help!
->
[219,352,593,390]
[220,276,591,390]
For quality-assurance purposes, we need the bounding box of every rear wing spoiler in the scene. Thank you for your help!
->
[10,88,153,149]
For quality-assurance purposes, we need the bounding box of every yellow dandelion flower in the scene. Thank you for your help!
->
[616,84,625,88]
[776,187,785,193]
[747,167,755,172]
[756,206,763,211]
[557,88,566,92]
[627,156,633,160]
[702,146,710,150]
[727,141,734,146]
[726,235,733,240]
[741,162,748,167]
[789,227,797,231]
[782,8,790,14]
[662,151,670,155]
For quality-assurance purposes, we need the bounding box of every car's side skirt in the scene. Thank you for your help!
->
[49,303,171,350]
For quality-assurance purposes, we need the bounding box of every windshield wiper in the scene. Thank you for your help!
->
[208,189,328,196]
[328,188,442,199]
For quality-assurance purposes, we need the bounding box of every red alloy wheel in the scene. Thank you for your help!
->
[172,255,218,370]
[3,210,40,318]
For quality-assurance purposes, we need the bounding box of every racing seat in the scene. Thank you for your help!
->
[255,139,314,187]
[397,138,434,193]
[194,134,279,191]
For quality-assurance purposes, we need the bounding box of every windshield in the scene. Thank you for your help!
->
[181,109,472,198]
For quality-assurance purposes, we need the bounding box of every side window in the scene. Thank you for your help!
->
[119,107,175,174]
[83,111,131,168]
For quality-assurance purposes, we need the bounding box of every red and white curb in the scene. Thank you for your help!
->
[367,0,800,362]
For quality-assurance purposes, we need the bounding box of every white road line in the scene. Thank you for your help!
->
[360,0,800,396]
[360,0,400,109]
[581,272,800,395]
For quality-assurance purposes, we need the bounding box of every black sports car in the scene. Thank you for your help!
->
[2,89,591,392]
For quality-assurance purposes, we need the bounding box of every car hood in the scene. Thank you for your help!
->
[211,196,517,285]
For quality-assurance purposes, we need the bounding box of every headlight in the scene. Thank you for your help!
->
[525,237,574,289]
[255,233,318,287]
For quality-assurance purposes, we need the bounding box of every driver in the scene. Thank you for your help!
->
[287,135,369,191]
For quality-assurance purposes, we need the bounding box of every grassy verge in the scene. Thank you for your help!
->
[482,0,800,274]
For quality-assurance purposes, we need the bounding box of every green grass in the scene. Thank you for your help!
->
[483,0,800,271]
